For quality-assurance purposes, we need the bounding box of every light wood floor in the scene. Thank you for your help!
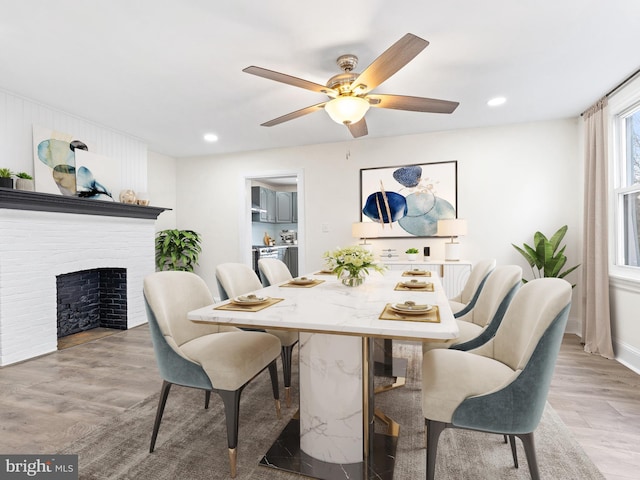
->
[548,335,640,480]
[0,327,638,479]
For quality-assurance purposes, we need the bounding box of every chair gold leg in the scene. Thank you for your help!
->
[228,447,237,478]
[275,399,281,419]
[285,386,291,408]
[374,408,400,437]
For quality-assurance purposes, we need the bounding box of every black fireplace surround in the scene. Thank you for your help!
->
[57,268,128,337]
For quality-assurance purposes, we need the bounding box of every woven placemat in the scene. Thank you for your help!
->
[402,270,432,277]
[280,279,325,288]
[394,282,434,292]
[379,304,440,323]
[213,297,284,312]
[313,270,335,275]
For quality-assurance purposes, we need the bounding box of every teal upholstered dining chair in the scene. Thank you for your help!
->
[422,265,522,354]
[143,271,282,478]
[216,262,299,407]
[421,278,572,480]
[449,258,496,317]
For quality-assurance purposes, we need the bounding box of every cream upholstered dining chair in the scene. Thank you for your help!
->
[421,278,572,480]
[257,258,298,405]
[143,271,282,479]
[257,257,293,287]
[449,258,496,317]
[422,265,522,354]
[216,262,299,407]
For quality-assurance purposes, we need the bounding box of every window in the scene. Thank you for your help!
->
[614,106,640,267]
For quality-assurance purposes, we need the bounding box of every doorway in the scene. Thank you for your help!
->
[241,169,305,276]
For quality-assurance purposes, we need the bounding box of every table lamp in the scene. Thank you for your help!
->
[437,219,468,261]
[352,222,378,252]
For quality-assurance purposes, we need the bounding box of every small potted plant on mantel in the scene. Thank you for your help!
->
[15,172,34,191]
[405,247,419,261]
[0,168,13,189]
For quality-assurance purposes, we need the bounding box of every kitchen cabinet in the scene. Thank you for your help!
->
[292,192,298,222]
[276,191,293,223]
[380,260,472,298]
[251,186,276,223]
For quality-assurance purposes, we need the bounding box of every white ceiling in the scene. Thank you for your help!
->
[1,1,639,158]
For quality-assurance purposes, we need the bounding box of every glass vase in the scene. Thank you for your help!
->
[341,272,365,287]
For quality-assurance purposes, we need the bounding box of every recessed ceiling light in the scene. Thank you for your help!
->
[203,133,218,142]
[487,97,507,107]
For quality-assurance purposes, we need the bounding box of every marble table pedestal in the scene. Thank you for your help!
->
[259,333,397,480]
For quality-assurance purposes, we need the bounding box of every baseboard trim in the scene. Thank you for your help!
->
[614,338,640,375]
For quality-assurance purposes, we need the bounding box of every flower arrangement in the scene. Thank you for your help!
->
[323,245,386,284]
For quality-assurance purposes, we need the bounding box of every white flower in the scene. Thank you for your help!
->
[322,245,386,278]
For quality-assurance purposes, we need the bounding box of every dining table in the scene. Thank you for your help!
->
[188,267,459,480]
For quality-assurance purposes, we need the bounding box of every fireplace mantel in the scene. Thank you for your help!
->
[0,187,169,219]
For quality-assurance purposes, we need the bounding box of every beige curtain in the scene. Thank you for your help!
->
[582,97,614,358]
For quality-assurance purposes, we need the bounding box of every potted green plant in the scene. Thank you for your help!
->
[512,225,580,286]
[155,229,203,272]
[15,172,34,191]
[405,247,419,261]
[0,168,13,189]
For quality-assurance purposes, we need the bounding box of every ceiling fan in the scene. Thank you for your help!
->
[243,33,459,138]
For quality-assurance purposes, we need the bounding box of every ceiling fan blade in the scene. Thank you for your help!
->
[367,94,459,114]
[349,34,429,95]
[243,66,338,97]
[260,102,327,127]
[347,118,368,138]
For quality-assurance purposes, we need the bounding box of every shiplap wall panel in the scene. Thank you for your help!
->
[0,88,147,193]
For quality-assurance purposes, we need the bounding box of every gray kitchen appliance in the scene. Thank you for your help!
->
[279,230,297,244]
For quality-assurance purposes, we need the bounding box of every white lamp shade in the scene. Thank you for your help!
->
[325,96,370,125]
[352,221,378,240]
[437,219,468,238]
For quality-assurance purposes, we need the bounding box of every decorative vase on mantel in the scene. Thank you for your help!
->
[15,178,34,191]
[119,189,137,204]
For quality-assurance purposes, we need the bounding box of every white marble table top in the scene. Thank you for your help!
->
[188,270,459,341]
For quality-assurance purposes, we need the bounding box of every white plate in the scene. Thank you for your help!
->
[390,302,433,314]
[290,277,315,285]
[401,280,428,288]
[231,294,269,305]
[405,270,428,276]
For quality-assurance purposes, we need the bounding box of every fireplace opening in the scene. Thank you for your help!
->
[56,268,128,346]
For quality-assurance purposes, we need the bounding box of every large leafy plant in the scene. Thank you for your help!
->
[512,225,580,286]
[155,229,202,272]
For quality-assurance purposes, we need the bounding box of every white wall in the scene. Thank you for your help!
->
[175,118,584,331]
[147,150,177,231]
[0,88,147,192]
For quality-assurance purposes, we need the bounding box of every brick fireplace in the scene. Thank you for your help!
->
[0,189,167,366]
[57,268,128,337]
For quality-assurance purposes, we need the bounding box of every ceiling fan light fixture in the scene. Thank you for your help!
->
[325,96,370,125]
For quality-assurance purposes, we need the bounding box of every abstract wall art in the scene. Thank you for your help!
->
[360,161,457,238]
[32,125,118,200]
[74,150,119,201]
